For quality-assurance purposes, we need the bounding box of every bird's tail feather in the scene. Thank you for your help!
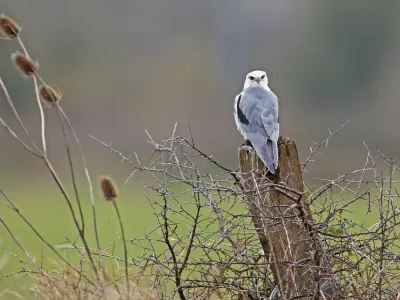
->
[265,140,276,173]
[272,140,279,169]
[253,140,276,174]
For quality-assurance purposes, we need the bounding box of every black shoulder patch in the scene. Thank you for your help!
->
[237,95,249,125]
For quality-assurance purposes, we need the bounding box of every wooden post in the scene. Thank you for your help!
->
[239,137,338,299]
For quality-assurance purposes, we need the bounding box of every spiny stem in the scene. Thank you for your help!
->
[112,200,130,299]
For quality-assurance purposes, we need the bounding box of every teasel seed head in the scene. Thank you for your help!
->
[100,176,118,201]
[39,84,61,105]
[11,52,38,76]
[0,14,21,39]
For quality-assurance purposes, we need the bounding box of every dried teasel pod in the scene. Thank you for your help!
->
[11,52,38,76]
[0,14,21,38]
[39,84,61,105]
[100,176,118,201]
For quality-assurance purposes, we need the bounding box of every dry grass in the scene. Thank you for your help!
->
[35,265,157,300]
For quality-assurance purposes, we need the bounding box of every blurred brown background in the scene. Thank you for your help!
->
[1,0,400,180]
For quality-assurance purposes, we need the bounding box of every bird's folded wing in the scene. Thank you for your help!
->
[261,110,279,142]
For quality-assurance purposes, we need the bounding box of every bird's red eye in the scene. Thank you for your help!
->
[249,76,255,80]
[261,75,265,79]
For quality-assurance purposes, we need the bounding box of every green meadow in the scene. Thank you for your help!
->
[0,181,156,296]
[0,175,385,297]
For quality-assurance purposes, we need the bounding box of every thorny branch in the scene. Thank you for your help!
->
[91,123,400,299]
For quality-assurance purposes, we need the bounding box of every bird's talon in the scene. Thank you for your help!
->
[240,145,254,152]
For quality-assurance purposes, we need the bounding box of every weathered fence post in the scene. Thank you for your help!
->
[239,137,338,299]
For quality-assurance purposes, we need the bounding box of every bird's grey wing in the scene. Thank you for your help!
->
[238,92,277,173]
[260,93,279,168]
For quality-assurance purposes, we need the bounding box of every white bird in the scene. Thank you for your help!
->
[234,70,279,174]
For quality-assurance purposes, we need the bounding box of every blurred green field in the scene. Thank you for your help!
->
[0,177,386,298]
[0,181,156,297]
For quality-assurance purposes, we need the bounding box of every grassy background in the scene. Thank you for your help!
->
[0,175,385,297]
[0,181,156,296]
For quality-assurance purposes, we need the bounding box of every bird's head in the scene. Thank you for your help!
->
[243,70,269,90]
